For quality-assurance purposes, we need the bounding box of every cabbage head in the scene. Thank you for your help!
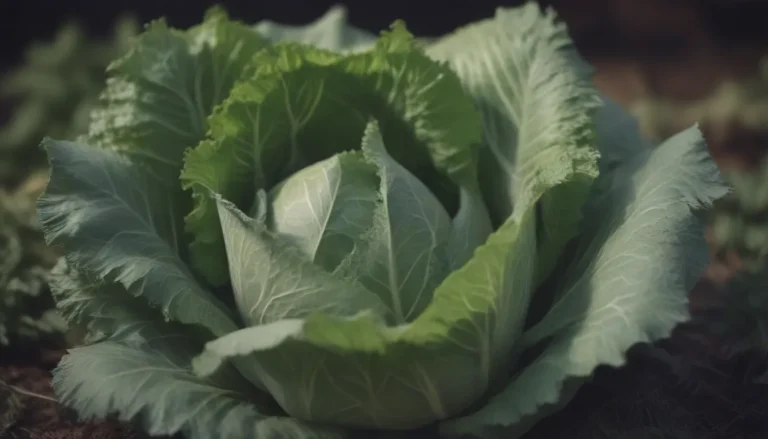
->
[39,4,727,439]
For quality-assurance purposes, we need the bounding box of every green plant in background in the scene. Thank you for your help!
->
[0,16,138,348]
[0,170,64,346]
[37,4,726,439]
[630,57,768,271]
[701,270,768,358]
[0,386,21,436]
[0,15,139,188]
[710,157,768,271]
[634,59,768,371]
[632,58,768,145]
[631,56,768,380]
[697,159,768,365]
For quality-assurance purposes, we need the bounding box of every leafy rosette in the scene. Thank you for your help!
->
[37,4,726,439]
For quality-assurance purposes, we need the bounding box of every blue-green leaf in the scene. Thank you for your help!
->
[426,3,601,284]
[440,126,727,438]
[254,5,376,53]
[48,258,159,343]
[38,139,238,337]
[84,9,269,186]
[54,324,344,439]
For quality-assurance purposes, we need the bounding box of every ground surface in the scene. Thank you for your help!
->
[0,344,145,439]
[2,284,767,439]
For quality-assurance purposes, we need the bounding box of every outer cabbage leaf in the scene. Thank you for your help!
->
[48,258,160,343]
[191,122,538,430]
[80,8,268,265]
[37,139,238,337]
[426,3,601,284]
[439,127,727,438]
[85,8,268,182]
[53,322,343,439]
[181,23,483,285]
[594,95,652,169]
[254,5,376,53]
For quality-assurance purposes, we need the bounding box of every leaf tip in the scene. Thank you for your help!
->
[191,350,225,378]
[203,5,230,22]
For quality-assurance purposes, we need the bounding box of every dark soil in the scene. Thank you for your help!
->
[3,289,767,439]
[0,343,145,439]
[520,244,768,439]
[526,350,768,439]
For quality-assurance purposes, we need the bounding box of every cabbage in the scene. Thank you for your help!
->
[39,4,727,439]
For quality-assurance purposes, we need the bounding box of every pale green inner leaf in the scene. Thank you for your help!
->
[268,151,380,273]
[254,5,376,54]
[343,122,453,323]
[216,194,391,326]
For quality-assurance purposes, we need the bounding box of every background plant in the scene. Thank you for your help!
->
[0,16,139,188]
[0,170,63,347]
[0,17,138,348]
[632,56,768,382]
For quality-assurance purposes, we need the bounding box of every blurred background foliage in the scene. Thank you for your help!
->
[0,16,138,347]
[0,16,139,188]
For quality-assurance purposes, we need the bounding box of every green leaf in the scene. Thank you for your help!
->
[341,122,453,323]
[254,5,376,53]
[48,258,159,343]
[448,185,494,270]
[268,151,380,273]
[37,139,238,337]
[439,126,728,438]
[522,95,657,326]
[594,95,652,170]
[84,9,268,186]
[426,3,601,284]
[412,206,538,378]
[192,196,539,430]
[215,193,391,326]
[181,23,482,285]
[181,45,344,284]
[53,324,344,439]
[192,314,486,430]
[343,22,484,185]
